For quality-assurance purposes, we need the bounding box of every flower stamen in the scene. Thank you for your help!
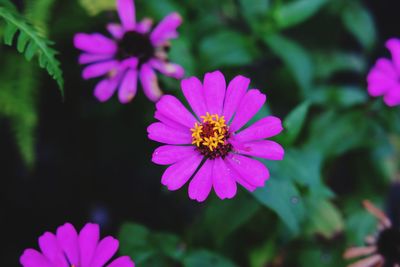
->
[190,113,232,159]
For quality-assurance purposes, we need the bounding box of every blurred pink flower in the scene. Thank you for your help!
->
[20,222,134,267]
[344,200,400,267]
[74,0,184,103]
[148,70,284,202]
[367,38,400,107]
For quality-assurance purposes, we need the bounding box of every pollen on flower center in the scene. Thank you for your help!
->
[117,31,155,63]
[190,112,232,159]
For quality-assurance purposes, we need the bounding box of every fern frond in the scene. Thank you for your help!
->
[0,53,38,168]
[0,0,64,95]
[25,0,56,36]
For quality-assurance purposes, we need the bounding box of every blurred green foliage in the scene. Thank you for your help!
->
[1,0,399,266]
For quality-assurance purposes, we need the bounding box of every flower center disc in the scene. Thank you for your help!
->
[191,113,232,159]
[377,228,400,264]
[117,31,155,63]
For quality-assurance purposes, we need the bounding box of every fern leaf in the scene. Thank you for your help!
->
[0,53,38,168]
[0,0,64,95]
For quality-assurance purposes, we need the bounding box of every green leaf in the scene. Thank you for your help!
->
[0,0,64,94]
[342,2,376,50]
[280,101,310,145]
[249,239,277,267]
[310,85,368,108]
[281,148,323,190]
[118,223,183,265]
[253,175,305,235]
[345,207,378,245]
[304,199,344,238]
[312,51,366,79]
[183,250,238,267]
[274,0,328,29]
[198,193,260,245]
[299,247,346,267]
[238,0,270,26]
[199,30,258,68]
[169,36,196,76]
[307,111,373,157]
[263,34,313,96]
[78,0,115,16]
[144,0,185,20]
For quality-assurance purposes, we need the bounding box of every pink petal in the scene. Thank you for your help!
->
[152,145,197,165]
[150,12,182,45]
[147,122,192,145]
[120,57,139,69]
[225,154,269,187]
[56,223,80,266]
[373,58,398,78]
[74,33,117,54]
[39,232,68,267]
[79,223,100,267]
[94,76,121,102]
[139,64,162,102]
[79,53,113,65]
[212,158,237,199]
[20,249,53,267]
[82,61,119,80]
[203,70,226,115]
[161,153,203,190]
[367,69,397,97]
[156,95,198,128]
[383,86,400,107]
[136,18,153,34]
[154,111,188,131]
[367,80,396,97]
[233,140,284,160]
[150,59,184,79]
[235,175,257,192]
[90,236,119,267]
[348,254,383,267]
[229,89,267,132]
[222,75,250,122]
[107,256,135,267]
[234,116,283,142]
[181,76,207,119]
[118,69,138,104]
[117,0,135,31]
[386,38,400,73]
[107,23,125,40]
[189,159,214,202]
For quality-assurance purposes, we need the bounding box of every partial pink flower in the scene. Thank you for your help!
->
[148,70,284,201]
[344,200,400,267]
[20,222,135,267]
[74,0,184,103]
[367,38,400,107]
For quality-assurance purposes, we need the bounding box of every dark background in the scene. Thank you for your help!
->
[2,0,400,266]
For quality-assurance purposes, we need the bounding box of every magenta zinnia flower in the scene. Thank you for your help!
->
[20,222,135,267]
[148,70,284,201]
[367,38,400,107]
[74,0,184,103]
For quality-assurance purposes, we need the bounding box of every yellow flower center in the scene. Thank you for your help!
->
[190,113,232,159]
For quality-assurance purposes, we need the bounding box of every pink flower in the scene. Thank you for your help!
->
[74,0,184,103]
[367,38,400,107]
[148,70,284,202]
[20,222,135,267]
